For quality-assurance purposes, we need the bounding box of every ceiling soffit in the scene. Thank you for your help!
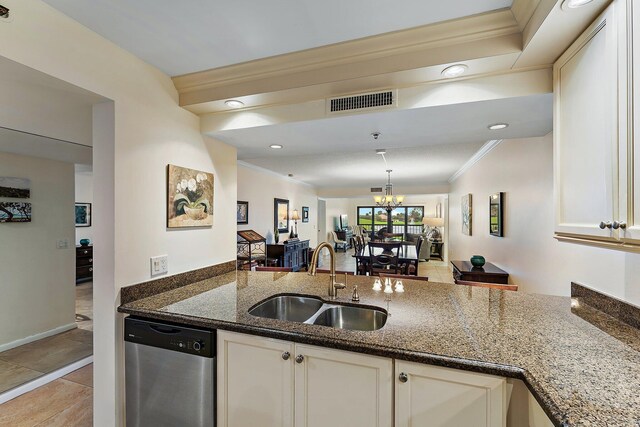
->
[173,9,522,107]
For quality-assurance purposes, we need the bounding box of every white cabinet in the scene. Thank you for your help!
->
[217,330,393,427]
[554,0,640,249]
[294,343,393,427]
[217,331,295,427]
[395,360,506,427]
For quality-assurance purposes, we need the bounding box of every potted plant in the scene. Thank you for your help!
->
[174,173,211,220]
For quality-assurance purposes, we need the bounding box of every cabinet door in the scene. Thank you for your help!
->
[554,4,620,239]
[217,331,294,427]
[625,0,640,242]
[294,344,393,427]
[395,361,505,427]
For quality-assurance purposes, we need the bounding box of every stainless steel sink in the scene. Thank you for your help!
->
[249,294,387,331]
[311,305,387,331]
[248,295,324,322]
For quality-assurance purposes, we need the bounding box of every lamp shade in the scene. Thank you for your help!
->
[291,210,301,221]
[422,217,444,227]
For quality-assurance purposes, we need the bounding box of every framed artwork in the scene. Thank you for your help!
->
[75,202,91,227]
[274,198,289,232]
[167,164,214,228]
[0,202,32,223]
[237,201,249,225]
[302,206,309,223]
[490,192,504,237]
[0,177,30,198]
[461,194,472,236]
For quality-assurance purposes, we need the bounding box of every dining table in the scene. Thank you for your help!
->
[353,242,419,276]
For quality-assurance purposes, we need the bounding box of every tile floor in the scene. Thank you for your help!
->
[0,283,93,394]
[0,364,93,427]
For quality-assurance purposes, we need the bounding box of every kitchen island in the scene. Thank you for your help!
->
[118,270,640,426]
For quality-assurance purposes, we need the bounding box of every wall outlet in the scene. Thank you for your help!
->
[150,255,168,276]
[56,239,69,249]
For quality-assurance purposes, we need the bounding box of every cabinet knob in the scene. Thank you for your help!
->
[399,372,408,383]
[599,221,612,229]
[89,258,93,263]
[612,221,627,230]
[295,354,304,364]
[282,351,290,361]
[83,250,88,254]
[88,268,93,272]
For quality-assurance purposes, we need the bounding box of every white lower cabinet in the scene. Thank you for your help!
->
[395,360,506,427]
[217,330,392,427]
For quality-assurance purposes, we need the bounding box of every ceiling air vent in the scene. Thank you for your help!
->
[371,187,383,193]
[327,90,397,115]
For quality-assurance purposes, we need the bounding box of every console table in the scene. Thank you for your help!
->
[76,245,93,284]
[451,260,509,284]
[267,239,310,272]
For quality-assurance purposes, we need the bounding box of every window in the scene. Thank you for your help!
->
[357,205,424,235]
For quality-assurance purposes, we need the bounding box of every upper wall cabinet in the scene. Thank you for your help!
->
[554,0,640,251]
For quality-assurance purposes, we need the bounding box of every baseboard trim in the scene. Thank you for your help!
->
[0,322,77,353]
[0,355,93,405]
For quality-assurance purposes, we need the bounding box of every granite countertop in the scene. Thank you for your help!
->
[118,271,640,427]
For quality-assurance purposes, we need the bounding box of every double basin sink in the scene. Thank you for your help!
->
[248,294,387,331]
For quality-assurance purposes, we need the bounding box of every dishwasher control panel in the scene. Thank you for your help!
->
[124,317,214,358]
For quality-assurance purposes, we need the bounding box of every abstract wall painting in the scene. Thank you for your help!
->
[461,194,472,236]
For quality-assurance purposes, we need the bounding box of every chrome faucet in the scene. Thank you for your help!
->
[308,242,346,299]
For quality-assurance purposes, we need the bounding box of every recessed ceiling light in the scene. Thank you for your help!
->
[224,99,244,108]
[376,149,387,155]
[488,123,509,130]
[269,144,283,149]
[562,0,594,9]
[441,64,468,78]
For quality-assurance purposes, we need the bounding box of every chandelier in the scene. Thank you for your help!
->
[373,169,404,209]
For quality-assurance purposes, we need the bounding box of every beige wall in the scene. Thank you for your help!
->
[238,163,319,247]
[0,1,238,424]
[449,134,640,304]
[0,152,76,349]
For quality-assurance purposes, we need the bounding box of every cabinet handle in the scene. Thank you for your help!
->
[89,258,93,263]
[88,268,93,272]
[612,221,627,230]
[295,354,304,364]
[599,221,612,229]
[282,351,290,361]
[83,250,88,255]
[399,372,408,383]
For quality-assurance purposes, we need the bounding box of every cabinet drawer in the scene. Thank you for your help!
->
[76,266,93,277]
[77,257,93,267]
[76,247,93,257]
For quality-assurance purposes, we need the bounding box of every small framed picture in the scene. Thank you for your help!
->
[489,192,504,237]
[302,206,309,223]
[75,203,92,227]
[237,201,249,225]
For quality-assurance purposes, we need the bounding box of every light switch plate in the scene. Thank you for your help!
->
[56,239,69,249]
[150,255,168,276]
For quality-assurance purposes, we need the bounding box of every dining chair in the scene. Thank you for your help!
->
[255,266,293,272]
[330,231,348,252]
[404,236,423,275]
[368,242,401,276]
[352,236,368,275]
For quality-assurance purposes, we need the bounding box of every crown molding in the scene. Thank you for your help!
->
[511,0,543,31]
[173,9,521,107]
[448,139,503,183]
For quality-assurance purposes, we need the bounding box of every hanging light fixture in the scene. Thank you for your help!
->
[374,169,404,208]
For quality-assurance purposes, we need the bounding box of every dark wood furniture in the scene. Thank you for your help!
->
[267,239,310,272]
[76,245,93,284]
[430,241,444,261]
[454,278,517,291]
[451,261,509,284]
[255,266,293,272]
[335,229,353,249]
[237,230,267,270]
[353,243,419,276]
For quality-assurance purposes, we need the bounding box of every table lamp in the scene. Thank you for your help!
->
[291,209,301,238]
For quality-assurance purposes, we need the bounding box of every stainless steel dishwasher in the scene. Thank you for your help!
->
[125,317,215,427]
